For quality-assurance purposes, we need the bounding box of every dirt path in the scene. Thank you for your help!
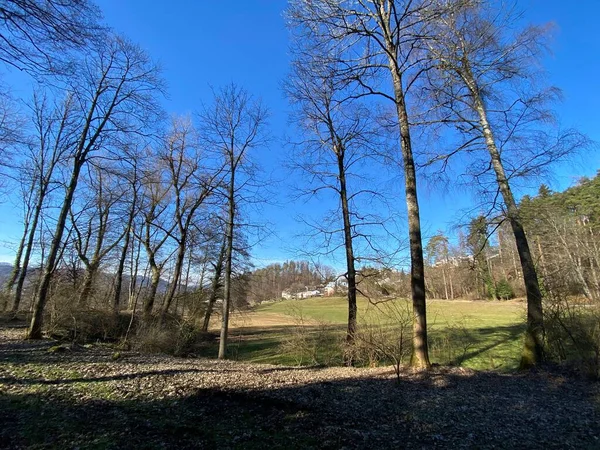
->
[0,324,599,449]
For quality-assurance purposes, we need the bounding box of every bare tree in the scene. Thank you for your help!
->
[0,0,103,74]
[158,116,222,320]
[201,219,226,332]
[5,92,76,313]
[286,46,392,363]
[0,88,24,199]
[110,144,143,311]
[27,36,162,339]
[287,0,440,368]
[198,84,269,359]
[424,0,590,366]
[69,164,126,306]
[137,159,176,318]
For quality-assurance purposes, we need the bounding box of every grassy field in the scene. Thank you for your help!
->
[211,297,527,371]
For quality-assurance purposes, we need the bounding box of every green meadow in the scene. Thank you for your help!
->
[214,297,527,371]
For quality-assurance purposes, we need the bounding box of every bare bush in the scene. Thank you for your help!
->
[349,300,413,381]
[47,306,130,343]
[429,316,476,367]
[132,318,210,357]
[279,304,338,366]
[544,286,600,378]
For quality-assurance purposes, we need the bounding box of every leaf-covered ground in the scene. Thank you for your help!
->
[0,324,599,449]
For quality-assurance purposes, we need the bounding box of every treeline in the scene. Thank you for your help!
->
[420,174,600,302]
[248,261,336,303]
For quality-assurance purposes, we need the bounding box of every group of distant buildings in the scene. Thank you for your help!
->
[281,281,340,300]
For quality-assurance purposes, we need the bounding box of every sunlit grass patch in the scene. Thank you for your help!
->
[242,297,526,370]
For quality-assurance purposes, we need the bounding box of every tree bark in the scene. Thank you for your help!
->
[202,236,226,332]
[3,224,27,303]
[27,160,83,339]
[113,190,137,311]
[143,262,161,318]
[218,170,235,360]
[113,228,131,311]
[464,68,545,367]
[373,2,430,368]
[336,142,357,365]
[11,187,47,314]
[388,59,431,369]
[160,231,186,320]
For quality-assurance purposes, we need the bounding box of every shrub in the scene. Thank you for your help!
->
[132,318,212,357]
[495,279,515,300]
[544,293,600,378]
[278,304,338,366]
[349,300,412,380]
[48,308,131,343]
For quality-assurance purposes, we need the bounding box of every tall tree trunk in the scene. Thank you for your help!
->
[128,231,141,310]
[12,191,46,314]
[202,236,226,332]
[218,173,235,360]
[442,267,449,300]
[27,160,83,339]
[78,264,97,307]
[375,3,430,368]
[466,69,544,367]
[113,229,131,311]
[336,144,357,365]
[388,64,431,369]
[113,200,136,311]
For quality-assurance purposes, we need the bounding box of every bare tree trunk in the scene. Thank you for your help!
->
[389,66,431,369]
[467,74,544,367]
[370,2,431,368]
[78,263,97,307]
[12,191,46,314]
[27,161,83,339]
[202,236,226,332]
[337,145,357,364]
[113,194,136,311]
[128,229,141,310]
[113,229,131,311]
[144,262,161,318]
[3,225,27,303]
[442,267,449,300]
[218,173,235,359]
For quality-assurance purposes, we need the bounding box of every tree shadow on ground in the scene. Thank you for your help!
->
[1,319,600,449]
[1,363,598,449]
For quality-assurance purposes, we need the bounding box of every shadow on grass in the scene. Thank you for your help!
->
[199,323,348,365]
[218,322,526,370]
[438,324,526,368]
[1,365,598,449]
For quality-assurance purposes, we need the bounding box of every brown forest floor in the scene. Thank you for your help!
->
[0,322,599,449]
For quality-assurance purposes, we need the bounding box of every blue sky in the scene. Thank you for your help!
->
[0,0,598,267]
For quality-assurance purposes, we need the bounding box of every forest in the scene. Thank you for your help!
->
[0,1,598,448]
